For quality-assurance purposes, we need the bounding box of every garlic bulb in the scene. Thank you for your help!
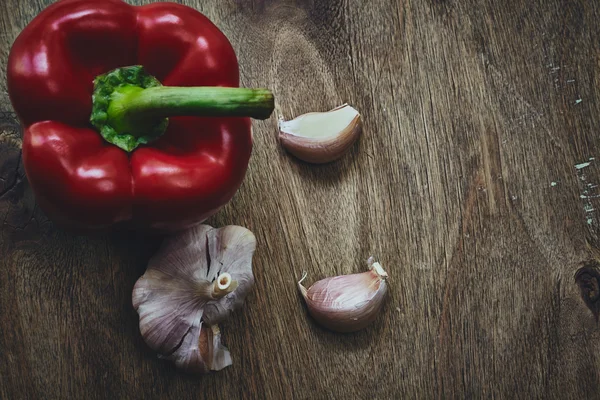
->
[132,224,256,374]
[298,257,388,333]
[279,104,362,164]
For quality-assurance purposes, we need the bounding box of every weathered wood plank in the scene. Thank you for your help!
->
[1,0,599,398]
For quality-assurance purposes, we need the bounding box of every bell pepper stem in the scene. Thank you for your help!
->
[119,86,273,120]
[108,85,273,139]
[90,65,275,152]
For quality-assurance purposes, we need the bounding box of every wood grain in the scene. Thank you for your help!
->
[2,0,600,398]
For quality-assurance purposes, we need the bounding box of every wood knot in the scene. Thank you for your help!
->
[0,106,23,197]
[0,107,22,146]
[574,261,600,320]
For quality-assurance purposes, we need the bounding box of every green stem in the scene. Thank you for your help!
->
[108,86,273,139]
[121,85,271,119]
[90,65,275,152]
[127,86,273,119]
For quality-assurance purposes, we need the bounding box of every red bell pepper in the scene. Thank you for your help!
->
[7,0,274,232]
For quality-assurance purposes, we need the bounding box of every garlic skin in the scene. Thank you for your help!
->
[298,257,388,333]
[132,224,256,374]
[279,104,362,164]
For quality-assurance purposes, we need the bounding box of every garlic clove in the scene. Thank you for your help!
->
[298,257,388,333]
[202,226,256,325]
[278,104,362,164]
[165,322,232,374]
[206,325,233,371]
[132,224,256,374]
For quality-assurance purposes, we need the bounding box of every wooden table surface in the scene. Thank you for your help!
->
[2,0,600,398]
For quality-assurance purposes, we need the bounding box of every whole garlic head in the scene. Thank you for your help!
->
[132,224,256,374]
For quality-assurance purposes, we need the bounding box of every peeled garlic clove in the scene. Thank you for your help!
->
[298,257,388,333]
[132,224,256,374]
[279,104,362,164]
